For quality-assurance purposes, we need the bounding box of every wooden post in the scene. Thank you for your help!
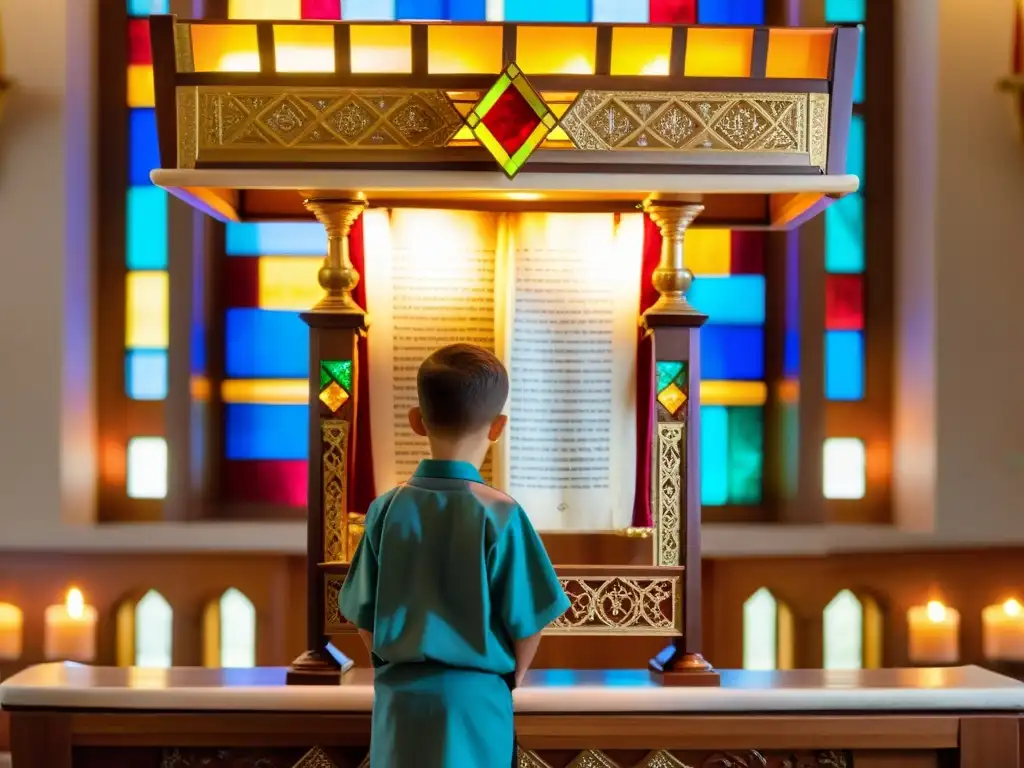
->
[643,199,720,687]
[286,198,367,685]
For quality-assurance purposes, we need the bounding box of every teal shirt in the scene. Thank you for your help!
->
[339,459,570,674]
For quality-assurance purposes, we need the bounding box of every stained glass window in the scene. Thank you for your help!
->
[126,437,168,499]
[743,587,778,671]
[135,590,173,668]
[217,589,257,668]
[823,589,863,670]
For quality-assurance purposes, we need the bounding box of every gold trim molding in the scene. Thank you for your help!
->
[548,574,682,635]
[654,422,684,567]
[562,90,828,171]
[518,750,851,768]
[322,419,350,563]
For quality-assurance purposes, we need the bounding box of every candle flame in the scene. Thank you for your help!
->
[1004,598,1022,617]
[66,588,84,620]
[926,600,947,622]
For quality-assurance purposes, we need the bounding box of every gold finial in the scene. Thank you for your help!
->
[642,200,705,318]
[303,198,368,314]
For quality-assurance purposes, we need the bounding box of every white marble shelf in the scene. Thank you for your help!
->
[1,664,1023,714]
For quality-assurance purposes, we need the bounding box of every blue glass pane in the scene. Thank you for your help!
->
[225,309,309,378]
[191,323,207,375]
[128,0,169,15]
[853,27,865,104]
[825,330,864,400]
[701,326,764,380]
[701,405,729,506]
[825,193,864,273]
[504,0,589,21]
[592,0,647,22]
[341,0,397,18]
[697,0,764,24]
[783,330,800,378]
[396,0,486,18]
[825,0,864,22]
[126,186,168,270]
[847,114,865,180]
[225,404,308,460]
[126,349,168,400]
[226,222,327,256]
[689,275,765,324]
[129,109,161,186]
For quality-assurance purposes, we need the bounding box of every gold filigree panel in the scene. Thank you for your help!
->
[561,91,827,170]
[187,87,463,166]
[324,573,350,633]
[516,751,851,768]
[654,422,684,567]
[548,574,681,635]
[293,747,337,768]
[322,419,350,563]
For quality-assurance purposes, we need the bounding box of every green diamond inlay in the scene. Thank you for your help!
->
[320,359,353,393]
[656,361,686,394]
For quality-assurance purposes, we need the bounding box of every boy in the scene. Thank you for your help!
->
[339,343,570,768]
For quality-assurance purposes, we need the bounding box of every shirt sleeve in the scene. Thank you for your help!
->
[338,524,379,632]
[491,506,571,642]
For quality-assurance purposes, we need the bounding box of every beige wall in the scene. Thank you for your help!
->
[0,0,1021,553]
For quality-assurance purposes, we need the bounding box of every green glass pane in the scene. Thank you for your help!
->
[319,365,332,392]
[825,0,864,22]
[475,73,510,118]
[321,359,353,393]
[656,361,685,394]
[825,193,864,273]
[726,406,764,504]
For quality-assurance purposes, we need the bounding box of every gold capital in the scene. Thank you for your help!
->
[303,198,369,313]
[642,201,705,318]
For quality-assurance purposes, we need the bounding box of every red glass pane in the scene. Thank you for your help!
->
[222,257,260,308]
[224,460,307,507]
[650,0,697,23]
[128,19,153,66]
[730,231,765,274]
[302,0,342,18]
[481,84,541,156]
[825,274,864,330]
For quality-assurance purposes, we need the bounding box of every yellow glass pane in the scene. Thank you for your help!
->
[350,24,411,74]
[221,379,306,404]
[684,28,753,77]
[451,124,475,141]
[766,29,833,79]
[428,25,502,74]
[700,380,767,407]
[274,25,335,73]
[126,65,155,108]
[686,229,731,275]
[516,26,596,75]
[125,272,169,349]
[257,256,321,310]
[191,24,260,72]
[610,27,671,76]
[228,0,300,18]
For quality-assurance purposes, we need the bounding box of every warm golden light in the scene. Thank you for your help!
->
[0,603,23,660]
[516,26,596,75]
[350,24,412,74]
[126,272,169,348]
[766,29,832,79]
[222,379,307,405]
[1004,598,1022,617]
[610,27,672,76]
[273,25,335,73]
[926,600,946,623]
[907,601,960,664]
[685,28,753,77]
[983,598,1024,661]
[191,24,260,72]
[506,192,543,201]
[428,25,502,74]
[67,588,85,621]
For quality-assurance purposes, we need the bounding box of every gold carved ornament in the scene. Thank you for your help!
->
[548,575,681,635]
[321,419,350,563]
[518,751,851,768]
[323,574,347,634]
[654,422,684,567]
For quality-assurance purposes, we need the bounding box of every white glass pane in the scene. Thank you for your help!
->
[127,437,168,499]
[135,590,173,668]
[822,437,866,499]
[220,588,256,668]
[823,589,863,670]
[743,587,777,670]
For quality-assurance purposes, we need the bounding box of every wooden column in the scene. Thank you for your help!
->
[287,198,367,685]
[643,199,719,687]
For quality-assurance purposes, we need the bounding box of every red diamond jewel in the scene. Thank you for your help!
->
[480,85,542,156]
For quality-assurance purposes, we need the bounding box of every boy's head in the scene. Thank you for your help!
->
[410,343,509,447]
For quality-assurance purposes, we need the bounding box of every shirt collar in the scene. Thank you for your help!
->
[413,459,484,483]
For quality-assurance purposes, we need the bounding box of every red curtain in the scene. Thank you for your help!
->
[632,215,662,527]
[346,215,377,514]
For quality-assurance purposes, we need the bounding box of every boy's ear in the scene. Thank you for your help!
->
[488,414,508,443]
[409,407,428,437]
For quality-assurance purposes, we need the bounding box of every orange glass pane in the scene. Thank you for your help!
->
[191,24,260,72]
[766,29,832,79]
[428,25,503,74]
[684,27,753,77]
[610,26,672,76]
[126,64,155,108]
[350,24,411,74]
[273,24,335,73]
[516,26,596,75]
[228,0,301,18]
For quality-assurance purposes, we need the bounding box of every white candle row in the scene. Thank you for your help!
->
[907,599,1024,664]
[0,588,98,662]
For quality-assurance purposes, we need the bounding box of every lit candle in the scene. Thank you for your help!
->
[44,588,98,662]
[907,600,960,664]
[0,603,22,660]
[983,598,1024,661]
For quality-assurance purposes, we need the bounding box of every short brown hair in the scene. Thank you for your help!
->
[416,344,508,435]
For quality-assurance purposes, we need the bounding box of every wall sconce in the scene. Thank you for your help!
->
[999,0,1024,139]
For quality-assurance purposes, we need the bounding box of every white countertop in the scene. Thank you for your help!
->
[1,664,1022,714]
